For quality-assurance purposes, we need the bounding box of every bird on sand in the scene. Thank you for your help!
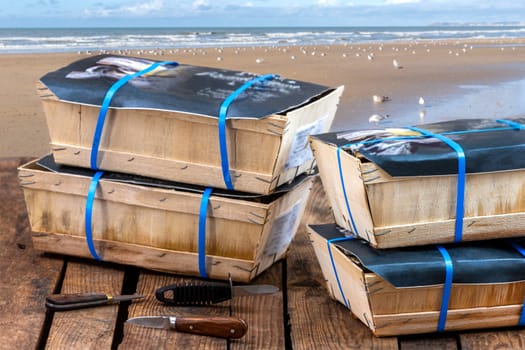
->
[418,97,425,105]
[369,114,389,124]
[372,95,390,103]
[393,59,402,69]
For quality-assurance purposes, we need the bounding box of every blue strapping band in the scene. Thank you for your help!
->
[198,187,213,278]
[85,60,177,260]
[336,146,359,236]
[218,74,278,190]
[496,119,525,130]
[508,240,525,326]
[85,170,104,261]
[90,60,178,170]
[409,126,466,242]
[327,236,355,309]
[436,245,453,332]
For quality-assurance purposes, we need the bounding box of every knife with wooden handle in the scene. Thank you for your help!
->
[126,315,248,339]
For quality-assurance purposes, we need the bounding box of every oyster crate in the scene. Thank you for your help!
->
[19,155,314,282]
[309,118,525,248]
[309,224,525,337]
[38,55,343,195]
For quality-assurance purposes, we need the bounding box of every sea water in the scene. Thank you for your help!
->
[0,26,524,53]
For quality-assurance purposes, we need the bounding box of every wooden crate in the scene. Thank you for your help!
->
[37,55,343,194]
[309,121,525,248]
[18,156,314,282]
[308,224,525,337]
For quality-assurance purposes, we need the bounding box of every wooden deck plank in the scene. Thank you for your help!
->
[0,158,64,349]
[399,335,458,350]
[45,261,125,349]
[287,177,399,349]
[120,272,227,349]
[459,329,525,349]
[230,262,285,349]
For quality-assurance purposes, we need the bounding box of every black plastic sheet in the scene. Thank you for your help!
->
[40,55,331,120]
[311,223,525,287]
[313,118,525,176]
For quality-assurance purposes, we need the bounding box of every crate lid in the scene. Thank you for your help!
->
[310,223,525,288]
[36,154,313,202]
[312,118,525,176]
[40,55,332,120]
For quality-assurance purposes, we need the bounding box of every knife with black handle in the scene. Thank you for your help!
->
[156,281,278,306]
[46,292,144,311]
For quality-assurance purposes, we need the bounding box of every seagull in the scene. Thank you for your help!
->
[418,97,425,105]
[369,114,389,124]
[372,95,390,103]
[393,59,402,69]
[255,58,264,64]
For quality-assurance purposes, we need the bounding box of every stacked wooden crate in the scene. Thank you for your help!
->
[308,118,525,335]
[19,54,344,282]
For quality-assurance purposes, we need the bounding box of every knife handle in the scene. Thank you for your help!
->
[175,316,247,339]
[46,293,110,311]
[156,282,232,306]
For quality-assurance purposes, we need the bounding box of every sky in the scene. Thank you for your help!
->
[1,0,525,27]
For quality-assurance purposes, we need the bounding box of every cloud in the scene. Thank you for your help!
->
[37,0,60,5]
[383,0,420,4]
[192,0,212,11]
[121,0,163,15]
[316,0,340,6]
[83,0,164,17]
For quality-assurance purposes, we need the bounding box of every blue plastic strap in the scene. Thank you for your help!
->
[508,240,525,326]
[496,119,525,130]
[218,74,278,190]
[436,245,453,332]
[85,170,104,260]
[198,187,213,278]
[90,60,178,170]
[327,236,355,309]
[336,146,359,236]
[409,126,466,242]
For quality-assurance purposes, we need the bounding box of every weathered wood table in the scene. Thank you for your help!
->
[2,157,525,349]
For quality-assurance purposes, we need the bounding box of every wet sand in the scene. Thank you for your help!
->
[1,38,525,157]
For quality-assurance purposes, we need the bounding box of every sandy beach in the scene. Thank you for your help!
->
[1,37,525,158]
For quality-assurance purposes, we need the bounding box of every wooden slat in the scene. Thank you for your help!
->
[459,329,525,349]
[231,262,285,349]
[119,272,227,349]
[45,261,125,349]
[287,178,399,349]
[0,158,63,349]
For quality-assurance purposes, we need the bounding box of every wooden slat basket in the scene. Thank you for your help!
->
[38,55,343,195]
[308,224,525,337]
[18,156,314,282]
[309,118,525,248]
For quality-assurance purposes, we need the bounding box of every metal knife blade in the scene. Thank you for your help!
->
[126,315,248,339]
[231,284,279,297]
[155,281,279,306]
